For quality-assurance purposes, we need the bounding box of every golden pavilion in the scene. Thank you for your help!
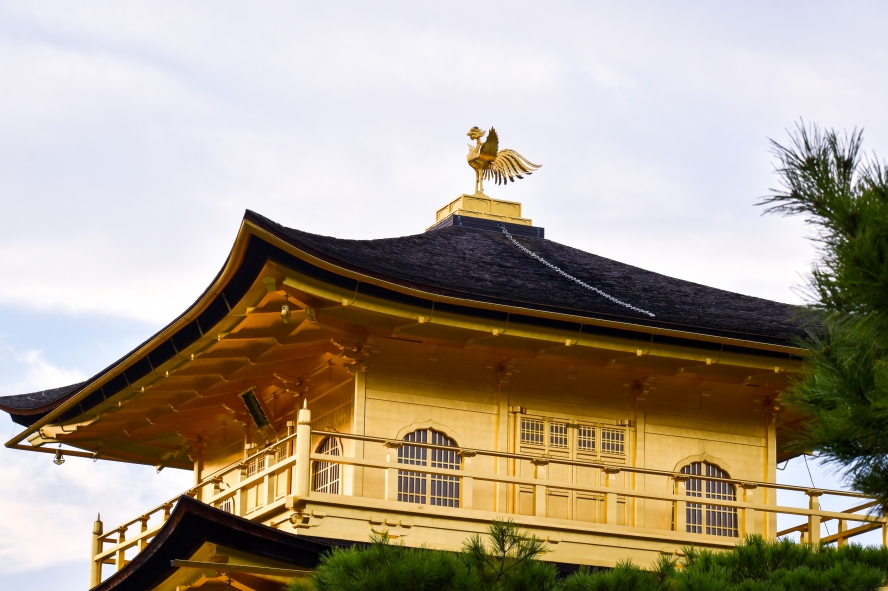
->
[2,129,886,590]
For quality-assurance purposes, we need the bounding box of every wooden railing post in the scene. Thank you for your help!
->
[741,482,757,536]
[674,475,689,533]
[239,440,255,516]
[384,441,400,501]
[807,489,823,544]
[603,467,621,525]
[837,518,847,547]
[138,515,149,551]
[533,459,548,517]
[264,447,277,505]
[236,464,248,516]
[294,400,312,497]
[460,450,476,510]
[192,449,203,502]
[89,514,103,588]
[115,525,128,571]
[286,420,296,496]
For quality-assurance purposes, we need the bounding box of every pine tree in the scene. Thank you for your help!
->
[456,519,559,591]
[759,122,888,511]
[287,527,888,590]
[562,536,888,591]
[287,519,557,591]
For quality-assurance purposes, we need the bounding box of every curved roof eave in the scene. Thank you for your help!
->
[3,209,808,442]
[3,214,254,434]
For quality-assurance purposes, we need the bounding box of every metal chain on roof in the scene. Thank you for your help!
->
[499,225,656,318]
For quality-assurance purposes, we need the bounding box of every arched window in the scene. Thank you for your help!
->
[680,461,738,537]
[312,437,341,494]
[398,429,460,507]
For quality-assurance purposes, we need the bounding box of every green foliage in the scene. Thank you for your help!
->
[288,521,888,591]
[759,122,888,509]
[562,556,676,591]
[563,536,888,591]
[676,536,888,591]
[286,531,457,591]
[287,519,557,591]
[289,528,888,591]
[457,519,559,591]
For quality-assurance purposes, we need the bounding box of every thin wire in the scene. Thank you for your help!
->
[499,225,656,317]
[803,454,830,536]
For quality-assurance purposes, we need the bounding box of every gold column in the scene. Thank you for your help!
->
[294,400,312,498]
[764,412,778,538]
[633,394,646,527]
[347,371,366,497]
[89,514,103,588]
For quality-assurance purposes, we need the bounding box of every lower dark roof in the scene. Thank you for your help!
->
[93,495,350,591]
[93,495,585,590]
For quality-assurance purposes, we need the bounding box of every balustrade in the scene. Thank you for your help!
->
[90,425,888,588]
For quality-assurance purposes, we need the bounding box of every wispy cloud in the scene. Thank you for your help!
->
[0,347,191,574]
[0,427,191,573]
[0,3,885,322]
[1,348,87,396]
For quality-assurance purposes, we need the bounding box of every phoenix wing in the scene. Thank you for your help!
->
[479,127,499,160]
[484,148,542,185]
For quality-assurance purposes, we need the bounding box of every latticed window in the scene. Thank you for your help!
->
[600,428,625,454]
[398,429,460,507]
[549,422,568,448]
[275,441,290,463]
[246,454,265,477]
[520,418,544,445]
[312,437,341,494]
[219,498,233,514]
[577,425,596,451]
[681,461,738,537]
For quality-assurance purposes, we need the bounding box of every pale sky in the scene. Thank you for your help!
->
[2,2,887,588]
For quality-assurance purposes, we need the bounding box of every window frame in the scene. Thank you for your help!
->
[397,428,461,507]
[312,436,342,495]
[517,412,628,462]
[679,461,738,538]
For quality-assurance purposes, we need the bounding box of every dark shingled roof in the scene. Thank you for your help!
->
[254,211,808,345]
[0,210,808,427]
[0,382,85,415]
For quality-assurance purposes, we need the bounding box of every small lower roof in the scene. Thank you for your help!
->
[92,495,348,591]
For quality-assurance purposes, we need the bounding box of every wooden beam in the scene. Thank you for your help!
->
[171,559,310,577]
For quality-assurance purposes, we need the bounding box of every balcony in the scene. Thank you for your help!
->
[89,414,888,588]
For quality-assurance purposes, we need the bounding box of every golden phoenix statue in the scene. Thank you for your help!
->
[466,127,541,195]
